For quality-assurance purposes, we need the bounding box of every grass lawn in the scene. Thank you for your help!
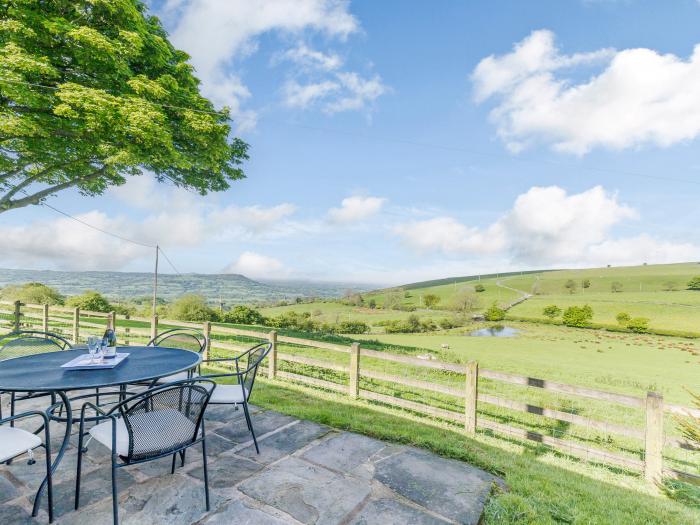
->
[251,379,700,525]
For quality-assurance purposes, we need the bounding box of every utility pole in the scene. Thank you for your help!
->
[152,244,159,316]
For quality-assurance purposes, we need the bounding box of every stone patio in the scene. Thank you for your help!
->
[0,399,501,524]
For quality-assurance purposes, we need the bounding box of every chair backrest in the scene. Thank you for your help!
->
[119,379,214,462]
[147,328,206,354]
[0,330,72,360]
[237,343,272,400]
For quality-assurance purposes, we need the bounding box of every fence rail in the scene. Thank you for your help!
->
[1,300,698,485]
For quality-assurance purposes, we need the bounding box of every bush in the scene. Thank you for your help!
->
[626,317,650,333]
[564,279,576,294]
[0,282,64,305]
[168,294,217,322]
[474,283,485,293]
[687,277,700,290]
[368,299,376,309]
[337,320,370,334]
[67,290,112,312]
[611,281,624,293]
[484,303,506,321]
[582,279,591,289]
[616,312,631,325]
[423,293,440,308]
[542,305,561,319]
[223,305,266,325]
[562,305,593,327]
[451,289,481,312]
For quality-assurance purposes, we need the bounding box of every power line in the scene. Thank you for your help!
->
[158,247,181,276]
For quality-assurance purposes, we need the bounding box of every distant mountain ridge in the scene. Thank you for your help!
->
[0,268,369,304]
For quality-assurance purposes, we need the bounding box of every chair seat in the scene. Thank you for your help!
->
[0,426,42,463]
[208,384,248,404]
[90,408,197,458]
[155,371,198,384]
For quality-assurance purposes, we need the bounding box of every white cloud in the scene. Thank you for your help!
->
[283,71,387,113]
[393,185,700,267]
[283,80,340,108]
[223,251,286,278]
[472,29,700,154]
[327,196,386,223]
[163,0,358,126]
[280,44,343,71]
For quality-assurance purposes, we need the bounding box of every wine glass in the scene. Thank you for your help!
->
[87,336,100,363]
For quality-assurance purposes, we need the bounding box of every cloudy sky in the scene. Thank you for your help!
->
[3,0,700,285]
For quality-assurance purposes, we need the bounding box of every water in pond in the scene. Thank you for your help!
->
[469,326,520,337]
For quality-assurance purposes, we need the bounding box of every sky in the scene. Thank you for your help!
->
[3,0,700,285]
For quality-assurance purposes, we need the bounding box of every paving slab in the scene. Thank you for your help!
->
[373,448,498,525]
[239,456,371,524]
[214,410,297,444]
[301,432,386,476]
[200,497,292,525]
[349,498,451,525]
[187,453,263,489]
[235,420,330,465]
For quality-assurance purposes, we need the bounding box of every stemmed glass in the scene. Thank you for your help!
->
[87,336,101,363]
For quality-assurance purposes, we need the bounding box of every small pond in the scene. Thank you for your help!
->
[469,326,520,337]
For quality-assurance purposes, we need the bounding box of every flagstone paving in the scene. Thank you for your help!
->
[0,401,502,524]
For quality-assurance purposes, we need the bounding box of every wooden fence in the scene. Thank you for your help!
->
[1,300,699,485]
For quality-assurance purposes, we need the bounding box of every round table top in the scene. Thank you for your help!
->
[0,346,200,392]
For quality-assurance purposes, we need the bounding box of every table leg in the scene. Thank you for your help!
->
[32,390,71,518]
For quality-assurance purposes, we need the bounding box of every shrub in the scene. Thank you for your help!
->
[687,277,700,290]
[368,299,377,309]
[67,290,112,312]
[582,279,591,289]
[223,305,266,325]
[0,282,64,305]
[484,303,506,322]
[542,305,561,319]
[564,279,577,294]
[616,312,631,326]
[611,281,624,293]
[423,293,440,308]
[168,294,217,322]
[451,289,481,312]
[627,317,650,333]
[562,305,593,327]
[474,283,485,293]
[662,281,678,292]
[337,321,370,334]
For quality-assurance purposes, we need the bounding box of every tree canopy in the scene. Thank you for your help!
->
[0,281,64,304]
[67,290,112,312]
[0,0,248,214]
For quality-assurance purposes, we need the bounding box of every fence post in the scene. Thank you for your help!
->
[465,360,478,434]
[72,307,80,344]
[202,321,211,361]
[644,391,664,484]
[349,342,360,399]
[150,314,158,340]
[42,304,49,333]
[268,330,278,379]
[13,300,21,331]
[108,311,116,331]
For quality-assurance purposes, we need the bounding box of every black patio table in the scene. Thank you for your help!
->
[0,346,201,519]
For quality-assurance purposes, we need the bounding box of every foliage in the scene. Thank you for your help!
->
[562,305,593,327]
[677,391,700,452]
[611,281,624,293]
[484,303,506,321]
[542,305,561,319]
[0,282,64,305]
[368,299,376,309]
[626,317,650,333]
[66,290,112,312]
[474,283,486,292]
[581,278,591,289]
[0,0,248,214]
[616,312,631,325]
[451,288,481,312]
[383,290,404,310]
[423,293,440,308]
[167,294,218,322]
[223,305,266,325]
[662,281,679,292]
[336,320,370,334]
[383,314,430,333]
[564,279,577,294]
[688,277,700,290]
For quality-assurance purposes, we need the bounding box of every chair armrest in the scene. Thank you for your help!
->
[202,356,241,364]
[0,409,49,427]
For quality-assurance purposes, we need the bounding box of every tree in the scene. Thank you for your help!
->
[582,279,591,290]
[562,305,593,327]
[542,305,562,319]
[687,277,700,290]
[484,303,506,321]
[423,293,440,309]
[383,290,403,310]
[564,279,577,294]
[67,290,112,312]
[0,0,248,214]
[368,299,377,309]
[474,283,485,293]
[223,305,266,325]
[626,317,650,333]
[0,282,63,305]
[661,281,678,292]
[616,312,631,326]
[611,281,624,293]
[451,288,481,313]
[168,294,216,322]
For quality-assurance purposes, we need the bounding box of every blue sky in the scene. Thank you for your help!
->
[3,0,700,285]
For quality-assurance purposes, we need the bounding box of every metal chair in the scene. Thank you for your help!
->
[200,342,271,453]
[0,331,72,421]
[75,379,216,525]
[0,410,53,522]
[146,328,207,384]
